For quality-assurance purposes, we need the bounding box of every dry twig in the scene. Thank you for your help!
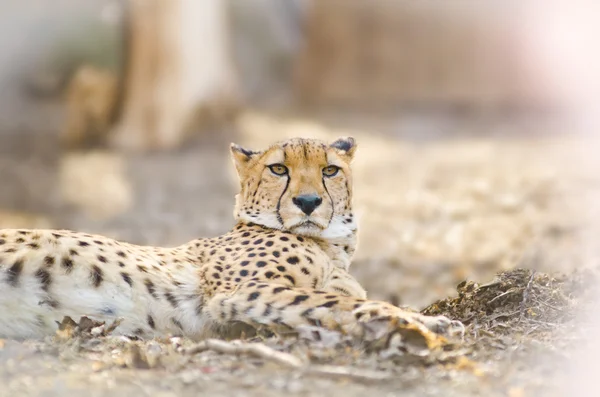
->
[306,365,392,382]
[182,339,304,368]
[519,270,536,322]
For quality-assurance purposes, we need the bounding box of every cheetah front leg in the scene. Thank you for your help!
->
[206,281,463,347]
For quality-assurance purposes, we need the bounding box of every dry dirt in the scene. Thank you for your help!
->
[0,99,599,396]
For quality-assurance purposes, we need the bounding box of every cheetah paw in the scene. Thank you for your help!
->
[354,304,465,347]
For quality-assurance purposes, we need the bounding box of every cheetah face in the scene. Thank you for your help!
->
[231,137,357,239]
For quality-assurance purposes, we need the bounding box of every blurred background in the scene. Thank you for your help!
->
[0,0,599,308]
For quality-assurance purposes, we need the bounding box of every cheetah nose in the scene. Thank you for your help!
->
[293,194,322,215]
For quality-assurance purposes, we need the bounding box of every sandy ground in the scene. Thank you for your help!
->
[0,97,599,396]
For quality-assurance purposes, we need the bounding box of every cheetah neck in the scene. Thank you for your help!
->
[311,232,356,271]
[215,221,357,272]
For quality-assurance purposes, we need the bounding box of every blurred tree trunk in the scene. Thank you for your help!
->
[112,0,239,151]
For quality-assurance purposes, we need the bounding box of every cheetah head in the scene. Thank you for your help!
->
[230,137,356,239]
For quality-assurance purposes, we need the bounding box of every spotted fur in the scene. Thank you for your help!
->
[0,137,462,342]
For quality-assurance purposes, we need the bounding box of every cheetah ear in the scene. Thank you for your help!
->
[230,143,261,173]
[330,137,357,160]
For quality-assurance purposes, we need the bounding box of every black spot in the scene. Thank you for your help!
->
[240,269,248,277]
[40,298,60,309]
[117,251,126,258]
[265,241,274,247]
[147,315,156,329]
[61,257,74,273]
[69,249,79,256]
[121,272,133,286]
[276,265,286,272]
[265,271,275,279]
[284,275,296,285]
[137,265,148,273]
[27,243,40,250]
[35,268,51,291]
[248,253,256,258]
[90,265,104,287]
[256,261,267,267]
[241,240,250,246]
[93,240,104,245]
[44,256,55,267]
[319,300,339,308]
[145,279,158,299]
[78,241,89,247]
[118,261,126,268]
[272,251,280,258]
[240,261,249,267]
[286,256,300,265]
[301,267,310,275]
[253,239,264,245]
[248,291,260,301]
[242,232,251,237]
[100,307,115,316]
[97,255,107,263]
[272,286,287,294]
[15,238,25,243]
[0,239,4,245]
[263,303,273,317]
[280,236,289,241]
[297,236,304,242]
[289,295,310,305]
[171,318,184,330]
[301,308,314,317]
[165,292,178,308]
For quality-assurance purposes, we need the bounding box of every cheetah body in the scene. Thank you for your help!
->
[0,137,461,342]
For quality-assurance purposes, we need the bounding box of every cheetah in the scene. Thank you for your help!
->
[0,137,463,344]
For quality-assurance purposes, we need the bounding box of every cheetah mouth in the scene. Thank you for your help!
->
[290,220,326,234]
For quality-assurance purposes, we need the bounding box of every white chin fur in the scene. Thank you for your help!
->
[238,212,355,240]
[319,216,356,239]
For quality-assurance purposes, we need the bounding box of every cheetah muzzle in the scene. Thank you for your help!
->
[0,137,464,348]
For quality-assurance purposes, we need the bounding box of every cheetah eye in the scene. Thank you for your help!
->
[322,165,340,177]
[268,164,288,176]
